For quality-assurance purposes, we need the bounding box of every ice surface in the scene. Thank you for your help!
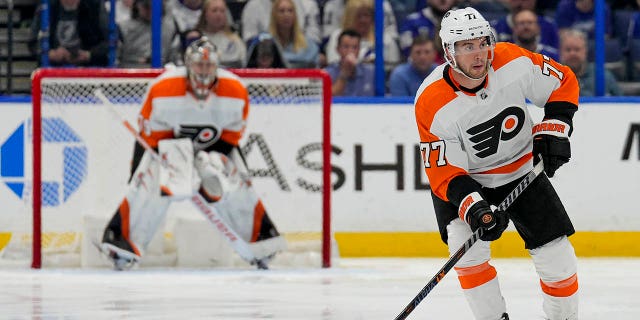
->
[0,258,638,319]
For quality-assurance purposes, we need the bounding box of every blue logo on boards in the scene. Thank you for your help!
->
[1,118,87,207]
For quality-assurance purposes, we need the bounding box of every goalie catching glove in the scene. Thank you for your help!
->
[194,150,239,202]
[459,192,508,241]
[532,119,571,178]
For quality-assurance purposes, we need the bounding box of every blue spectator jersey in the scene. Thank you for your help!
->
[388,62,436,96]
[555,0,611,38]
[398,8,438,57]
[628,12,640,42]
[325,63,376,96]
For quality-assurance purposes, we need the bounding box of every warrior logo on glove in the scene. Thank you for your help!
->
[176,124,222,151]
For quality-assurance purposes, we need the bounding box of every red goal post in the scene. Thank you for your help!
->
[28,68,333,268]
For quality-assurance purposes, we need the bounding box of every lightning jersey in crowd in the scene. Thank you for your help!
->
[138,67,249,152]
[415,42,579,202]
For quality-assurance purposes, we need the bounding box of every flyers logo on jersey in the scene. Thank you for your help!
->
[177,124,222,151]
[466,107,525,158]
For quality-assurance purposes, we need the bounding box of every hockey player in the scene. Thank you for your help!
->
[415,7,579,320]
[100,36,282,270]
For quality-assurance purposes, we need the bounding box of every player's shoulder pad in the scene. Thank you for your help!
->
[157,66,187,82]
[216,68,249,98]
[217,68,242,82]
[414,64,450,105]
[147,66,188,96]
[491,42,533,71]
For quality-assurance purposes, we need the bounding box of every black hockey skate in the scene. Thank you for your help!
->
[500,313,509,320]
[98,229,141,271]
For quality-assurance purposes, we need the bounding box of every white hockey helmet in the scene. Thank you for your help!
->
[185,36,219,100]
[439,7,496,73]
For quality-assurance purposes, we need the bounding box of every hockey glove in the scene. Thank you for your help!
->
[459,192,508,241]
[532,119,571,178]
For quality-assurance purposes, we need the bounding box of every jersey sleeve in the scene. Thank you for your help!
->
[215,77,250,147]
[415,80,476,203]
[518,44,579,128]
[137,78,177,149]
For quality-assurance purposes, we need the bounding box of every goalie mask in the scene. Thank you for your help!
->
[185,37,219,100]
[439,7,496,80]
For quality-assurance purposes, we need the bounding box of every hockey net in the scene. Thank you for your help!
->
[0,68,333,269]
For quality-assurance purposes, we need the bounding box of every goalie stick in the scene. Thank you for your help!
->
[394,159,545,320]
[95,89,273,269]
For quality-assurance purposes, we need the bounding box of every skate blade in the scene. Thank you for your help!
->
[92,240,140,271]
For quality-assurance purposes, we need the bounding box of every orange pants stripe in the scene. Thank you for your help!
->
[540,274,579,297]
[455,261,498,289]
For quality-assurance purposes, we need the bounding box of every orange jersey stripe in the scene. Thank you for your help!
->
[415,78,466,201]
[540,274,579,297]
[220,130,244,147]
[454,261,497,289]
[140,76,189,120]
[492,42,579,106]
[477,152,532,175]
[215,77,250,120]
[141,130,174,149]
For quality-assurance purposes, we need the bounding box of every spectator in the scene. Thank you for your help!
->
[196,0,246,68]
[388,35,437,96]
[245,33,290,68]
[324,0,401,68]
[512,9,559,60]
[325,29,375,96]
[29,0,110,66]
[492,0,559,50]
[322,0,398,45]
[167,0,203,35]
[181,29,204,50]
[386,0,418,26]
[241,0,320,45]
[627,0,640,75]
[399,0,457,61]
[560,29,621,96]
[117,0,175,68]
[108,0,134,24]
[555,0,612,38]
[268,0,319,67]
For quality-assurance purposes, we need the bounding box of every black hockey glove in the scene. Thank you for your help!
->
[533,135,570,177]
[532,120,571,178]
[460,193,508,241]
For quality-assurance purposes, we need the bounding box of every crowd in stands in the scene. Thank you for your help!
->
[27,0,640,97]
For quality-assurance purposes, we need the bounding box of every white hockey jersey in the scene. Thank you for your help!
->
[415,42,579,201]
[137,67,249,151]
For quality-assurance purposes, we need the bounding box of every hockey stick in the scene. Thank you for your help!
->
[94,89,271,269]
[394,159,545,320]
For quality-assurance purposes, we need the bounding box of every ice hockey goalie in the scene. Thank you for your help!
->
[99,37,285,270]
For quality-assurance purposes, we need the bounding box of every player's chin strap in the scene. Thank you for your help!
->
[94,89,272,270]
[393,157,545,320]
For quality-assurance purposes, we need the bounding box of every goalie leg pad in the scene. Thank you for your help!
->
[104,151,171,258]
[529,236,579,320]
[158,138,194,199]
